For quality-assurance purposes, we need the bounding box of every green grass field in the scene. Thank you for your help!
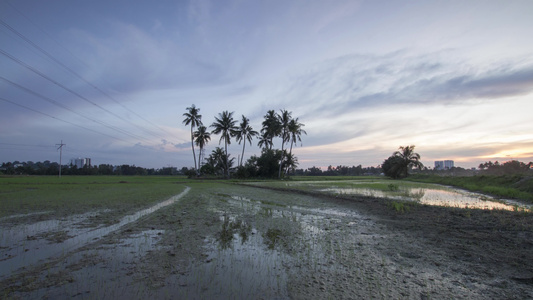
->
[0,176,189,218]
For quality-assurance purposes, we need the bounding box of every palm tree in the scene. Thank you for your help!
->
[261,110,281,150]
[193,125,211,171]
[257,133,273,150]
[235,115,258,167]
[393,145,424,178]
[284,152,298,176]
[210,111,238,177]
[285,117,306,174]
[287,118,306,158]
[182,105,202,173]
[277,109,292,178]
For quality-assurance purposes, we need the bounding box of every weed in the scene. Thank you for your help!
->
[387,184,399,191]
[388,201,410,213]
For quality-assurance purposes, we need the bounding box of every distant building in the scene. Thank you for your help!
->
[444,160,454,169]
[70,158,91,168]
[435,160,454,170]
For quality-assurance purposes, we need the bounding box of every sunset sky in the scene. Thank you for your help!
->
[1,0,533,170]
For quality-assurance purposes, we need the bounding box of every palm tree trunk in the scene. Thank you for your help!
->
[190,126,197,172]
[224,140,229,178]
[278,141,285,179]
[198,146,202,173]
[240,142,245,167]
[285,140,294,174]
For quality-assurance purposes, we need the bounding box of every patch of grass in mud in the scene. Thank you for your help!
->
[0,176,188,218]
[388,201,411,213]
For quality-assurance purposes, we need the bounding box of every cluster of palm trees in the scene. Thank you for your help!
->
[182,105,306,178]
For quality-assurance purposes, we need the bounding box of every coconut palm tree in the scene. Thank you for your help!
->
[287,118,306,158]
[260,110,281,150]
[285,117,306,174]
[235,115,258,167]
[210,111,238,177]
[182,105,202,173]
[257,133,273,150]
[392,145,424,178]
[193,125,211,171]
[284,152,298,176]
[277,109,292,178]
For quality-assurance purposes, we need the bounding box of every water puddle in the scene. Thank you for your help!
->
[321,186,528,210]
[15,229,166,299]
[190,217,289,299]
[0,186,190,280]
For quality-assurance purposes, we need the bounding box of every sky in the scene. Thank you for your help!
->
[1,0,533,170]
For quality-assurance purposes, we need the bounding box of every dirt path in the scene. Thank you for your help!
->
[1,182,532,299]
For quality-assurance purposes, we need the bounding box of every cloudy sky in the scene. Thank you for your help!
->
[1,0,533,170]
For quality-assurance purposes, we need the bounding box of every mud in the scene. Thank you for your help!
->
[1,182,532,299]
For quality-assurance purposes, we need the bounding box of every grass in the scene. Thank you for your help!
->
[0,175,189,218]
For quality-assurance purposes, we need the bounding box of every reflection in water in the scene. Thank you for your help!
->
[216,215,252,249]
[321,186,528,211]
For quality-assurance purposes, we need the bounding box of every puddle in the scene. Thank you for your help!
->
[320,186,528,210]
[14,229,166,299]
[182,192,374,299]
[0,187,190,280]
[191,222,290,299]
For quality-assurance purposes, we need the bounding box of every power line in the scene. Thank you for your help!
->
[0,16,176,141]
[0,96,125,141]
[0,76,149,141]
[0,48,151,142]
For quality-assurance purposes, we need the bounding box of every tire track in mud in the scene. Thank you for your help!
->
[0,186,190,280]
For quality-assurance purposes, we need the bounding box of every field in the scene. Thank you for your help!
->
[1,176,533,299]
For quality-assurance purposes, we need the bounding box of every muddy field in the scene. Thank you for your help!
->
[1,181,532,299]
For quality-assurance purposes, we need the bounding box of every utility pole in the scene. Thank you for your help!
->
[56,140,65,178]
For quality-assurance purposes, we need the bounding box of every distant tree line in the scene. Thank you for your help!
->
[287,165,382,176]
[477,160,532,176]
[0,161,184,176]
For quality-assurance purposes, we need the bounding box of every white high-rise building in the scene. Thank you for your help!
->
[70,158,91,168]
[435,160,454,170]
[444,160,454,169]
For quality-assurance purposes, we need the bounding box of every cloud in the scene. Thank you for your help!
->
[273,52,533,123]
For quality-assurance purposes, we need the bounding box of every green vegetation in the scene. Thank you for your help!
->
[0,176,188,218]
[382,145,424,179]
[407,174,533,202]
[388,201,411,213]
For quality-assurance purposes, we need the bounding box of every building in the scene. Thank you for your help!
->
[444,160,454,169]
[70,158,91,168]
[434,160,454,170]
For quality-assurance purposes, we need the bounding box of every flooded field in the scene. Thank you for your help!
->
[252,179,531,211]
[1,178,532,299]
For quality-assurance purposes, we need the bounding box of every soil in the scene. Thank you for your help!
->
[1,181,532,299]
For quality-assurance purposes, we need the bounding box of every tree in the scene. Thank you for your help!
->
[235,115,258,167]
[193,125,211,171]
[284,152,298,175]
[277,109,292,178]
[260,110,281,150]
[286,117,306,174]
[383,145,424,179]
[210,111,238,177]
[182,105,202,173]
[246,148,283,178]
[257,134,273,150]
